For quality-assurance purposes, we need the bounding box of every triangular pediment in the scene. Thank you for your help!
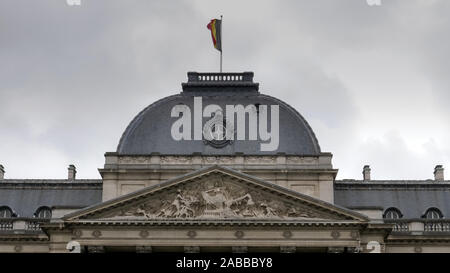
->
[63,166,368,223]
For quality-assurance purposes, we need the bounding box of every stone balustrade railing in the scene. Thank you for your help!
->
[0,220,13,230]
[424,221,450,232]
[392,222,409,232]
[0,218,49,232]
[385,219,450,233]
[187,72,254,83]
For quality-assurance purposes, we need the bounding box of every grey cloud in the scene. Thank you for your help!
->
[352,131,448,180]
[0,0,449,180]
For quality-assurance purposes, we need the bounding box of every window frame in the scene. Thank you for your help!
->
[34,206,52,219]
[383,207,403,220]
[423,208,443,219]
[0,206,15,218]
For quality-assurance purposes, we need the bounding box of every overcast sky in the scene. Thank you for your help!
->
[0,0,449,180]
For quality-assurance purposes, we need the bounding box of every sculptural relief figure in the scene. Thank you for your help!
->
[135,206,152,218]
[260,202,277,217]
[287,207,315,219]
[115,180,324,220]
[201,187,236,217]
[201,188,227,211]
[200,187,259,218]
[157,190,198,218]
[172,192,198,218]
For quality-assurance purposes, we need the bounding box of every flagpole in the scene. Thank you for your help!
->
[220,15,223,73]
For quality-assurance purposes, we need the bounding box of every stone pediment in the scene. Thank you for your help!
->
[63,166,368,223]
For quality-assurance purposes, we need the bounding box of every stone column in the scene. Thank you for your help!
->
[346,247,362,253]
[184,246,200,253]
[327,247,345,253]
[136,246,153,253]
[231,246,248,253]
[87,246,105,253]
[280,246,296,253]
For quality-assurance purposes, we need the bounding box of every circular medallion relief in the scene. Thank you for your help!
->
[331,231,340,239]
[282,230,293,239]
[234,230,244,239]
[73,230,82,238]
[139,230,149,238]
[187,230,197,238]
[92,230,102,238]
[203,110,234,149]
[414,246,422,253]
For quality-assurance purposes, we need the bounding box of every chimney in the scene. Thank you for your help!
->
[363,165,371,181]
[0,164,4,180]
[68,164,77,180]
[434,165,444,181]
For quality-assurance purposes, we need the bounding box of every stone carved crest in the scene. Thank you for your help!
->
[119,156,150,164]
[286,156,317,164]
[160,156,192,164]
[105,178,329,220]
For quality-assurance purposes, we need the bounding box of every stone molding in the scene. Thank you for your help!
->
[115,155,325,167]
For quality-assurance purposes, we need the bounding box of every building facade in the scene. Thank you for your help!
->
[0,72,449,253]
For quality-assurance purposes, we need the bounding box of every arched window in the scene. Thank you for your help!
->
[423,208,443,219]
[0,206,14,218]
[34,206,52,219]
[383,207,403,219]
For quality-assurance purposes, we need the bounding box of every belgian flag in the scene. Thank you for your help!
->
[207,19,222,52]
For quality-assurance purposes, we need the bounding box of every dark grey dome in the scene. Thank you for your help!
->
[117,72,321,155]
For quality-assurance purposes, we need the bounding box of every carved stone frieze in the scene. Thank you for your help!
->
[202,156,228,164]
[102,177,334,220]
[286,156,317,164]
[160,156,192,164]
[244,156,277,164]
[117,155,319,166]
[119,156,151,164]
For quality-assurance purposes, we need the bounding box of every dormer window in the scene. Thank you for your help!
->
[383,207,402,219]
[424,208,443,219]
[34,207,52,219]
[0,206,14,218]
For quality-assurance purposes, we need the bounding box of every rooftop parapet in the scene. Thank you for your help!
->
[182,72,259,93]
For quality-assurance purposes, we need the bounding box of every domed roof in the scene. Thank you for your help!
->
[117,72,321,156]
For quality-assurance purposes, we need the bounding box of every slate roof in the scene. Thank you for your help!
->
[117,72,321,156]
[0,180,102,218]
[3,178,449,220]
[334,180,450,219]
